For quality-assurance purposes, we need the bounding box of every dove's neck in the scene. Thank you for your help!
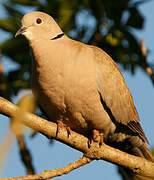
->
[30,35,70,74]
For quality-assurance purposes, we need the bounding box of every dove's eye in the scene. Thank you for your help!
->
[36,18,42,24]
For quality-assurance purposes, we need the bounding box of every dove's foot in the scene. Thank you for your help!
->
[88,129,104,148]
[56,122,71,138]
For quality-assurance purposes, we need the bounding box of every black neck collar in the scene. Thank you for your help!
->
[51,33,64,40]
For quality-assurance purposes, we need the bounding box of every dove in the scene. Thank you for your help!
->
[15,11,154,178]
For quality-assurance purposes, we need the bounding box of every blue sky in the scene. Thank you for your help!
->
[0,1,154,180]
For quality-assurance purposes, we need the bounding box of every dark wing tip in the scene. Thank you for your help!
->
[128,121,149,144]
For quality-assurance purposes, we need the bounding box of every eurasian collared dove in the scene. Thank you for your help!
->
[15,11,154,177]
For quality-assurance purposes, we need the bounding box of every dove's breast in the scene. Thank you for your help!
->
[31,39,115,136]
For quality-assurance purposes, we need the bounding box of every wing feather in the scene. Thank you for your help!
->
[92,46,149,143]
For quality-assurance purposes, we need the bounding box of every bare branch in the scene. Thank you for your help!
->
[16,135,35,175]
[140,39,147,58]
[0,156,92,180]
[0,96,154,179]
[140,40,153,80]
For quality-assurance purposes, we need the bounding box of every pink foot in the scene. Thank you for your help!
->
[88,129,104,148]
[56,122,71,138]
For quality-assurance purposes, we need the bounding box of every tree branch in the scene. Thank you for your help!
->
[0,96,154,179]
[0,156,92,180]
[140,39,154,83]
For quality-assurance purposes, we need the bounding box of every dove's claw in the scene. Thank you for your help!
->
[88,129,104,148]
[56,122,71,138]
[66,126,71,138]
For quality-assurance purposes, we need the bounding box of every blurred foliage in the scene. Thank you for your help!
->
[10,94,36,174]
[0,0,153,99]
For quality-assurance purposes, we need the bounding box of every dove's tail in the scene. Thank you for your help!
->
[139,142,154,162]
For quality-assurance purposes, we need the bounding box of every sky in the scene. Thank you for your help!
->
[0,1,154,180]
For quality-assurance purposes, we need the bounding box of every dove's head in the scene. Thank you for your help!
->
[15,11,63,41]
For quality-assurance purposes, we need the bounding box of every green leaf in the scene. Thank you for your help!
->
[126,7,144,29]
[3,3,23,18]
[0,18,17,32]
[0,37,31,65]
[10,0,42,7]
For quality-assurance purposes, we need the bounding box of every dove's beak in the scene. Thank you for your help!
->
[15,27,27,37]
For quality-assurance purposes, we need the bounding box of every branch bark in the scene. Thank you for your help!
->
[1,156,92,180]
[0,96,154,179]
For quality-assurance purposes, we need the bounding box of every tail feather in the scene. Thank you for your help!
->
[140,143,154,162]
